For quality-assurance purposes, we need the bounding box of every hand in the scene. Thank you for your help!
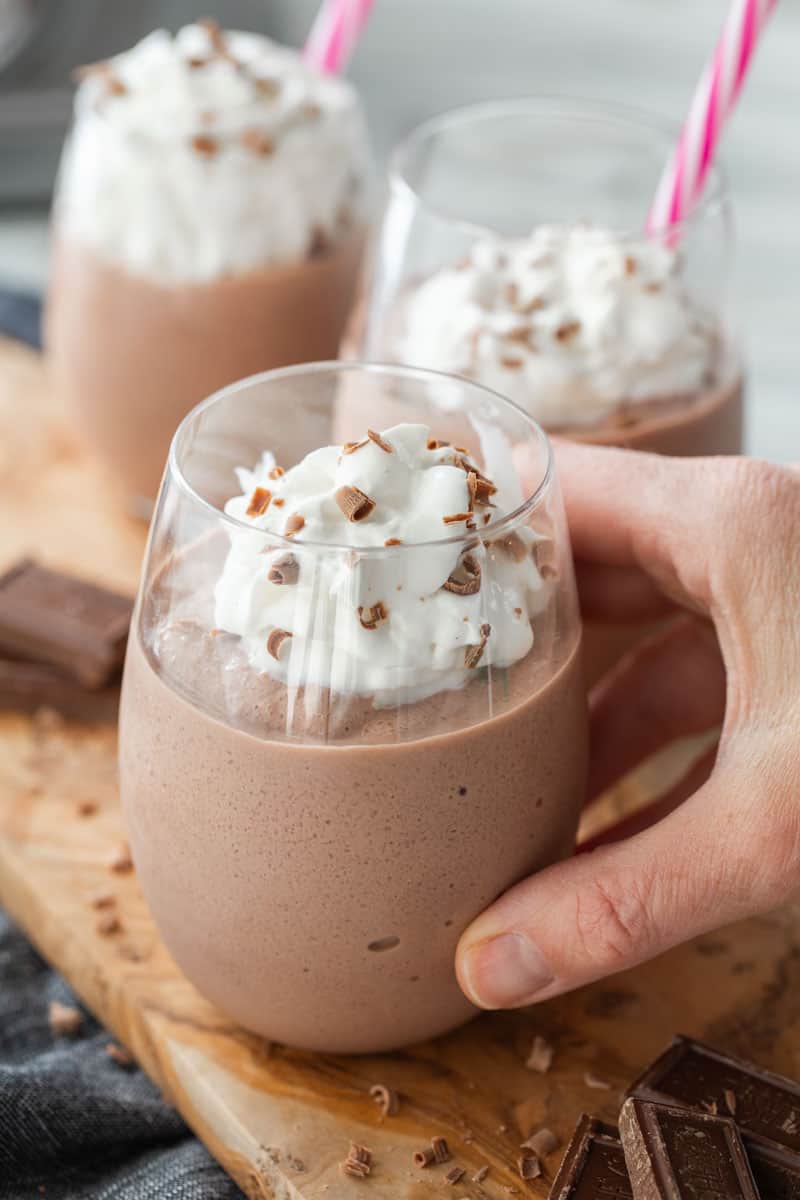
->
[456,445,800,1010]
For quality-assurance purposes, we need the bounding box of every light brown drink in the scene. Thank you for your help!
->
[120,615,586,1054]
[46,230,364,506]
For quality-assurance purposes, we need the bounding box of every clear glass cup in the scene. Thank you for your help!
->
[345,97,743,457]
[119,362,587,1053]
[45,56,369,515]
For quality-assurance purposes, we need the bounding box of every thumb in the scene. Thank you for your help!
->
[455,766,786,1010]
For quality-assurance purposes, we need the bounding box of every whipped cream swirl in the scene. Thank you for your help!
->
[214,424,548,706]
[396,225,716,429]
[57,23,370,283]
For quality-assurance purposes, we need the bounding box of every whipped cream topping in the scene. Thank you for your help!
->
[214,423,548,706]
[56,23,370,283]
[396,225,716,429]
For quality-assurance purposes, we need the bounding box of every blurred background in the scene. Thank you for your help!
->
[0,0,795,459]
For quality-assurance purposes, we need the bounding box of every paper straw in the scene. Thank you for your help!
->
[647,0,777,234]
[304,0,375,74]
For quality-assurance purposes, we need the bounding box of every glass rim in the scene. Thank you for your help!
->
[168,360,555,557]
[388,94,729,242]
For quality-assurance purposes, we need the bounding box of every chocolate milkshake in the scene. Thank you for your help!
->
[120,391,587,1053]
[45,22,370,508]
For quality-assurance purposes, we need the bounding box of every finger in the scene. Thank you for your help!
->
[575,560,677,623]
[578,743,717,852]
[587,614,725,800]
[456,763,791,1010]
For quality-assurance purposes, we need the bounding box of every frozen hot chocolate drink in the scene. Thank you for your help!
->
[46,21,370,507]
[119,364,587,1053]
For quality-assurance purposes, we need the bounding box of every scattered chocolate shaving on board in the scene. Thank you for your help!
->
[442,512,473,525]
[522,1128,560,1157]
[555,320,581,343]
[369,1084,399,1116]
[97,913,121,936]
[724,1088,738,1115]
[109,844,133,874]
[413,1148,435,1168]
[518,1152,542,1180]
[335,485,376,522]
[246,487,272,517]
[343,439,368,455]
[284,513,305,537]
[358,602,388,631]
[190,133,219,157]
[267,554,299,586]
[77,800,98,817]
[367,429,393,453]
[49,1000,82,1037]
[445,1166,465,1185]
[90,890,115,909]
[266,629,292,661]
[443,554,481,596]
[472,1165,490,1184]
[525,1034,554,1073]
[384,538,403,547]
[431,1136,451,1164]
[341,1143,373,1178]
[240,129,275,156]
[268,465,285,479]
[584,1070,612,1090]
[464,624,491,669]
[105,1042,134,1068]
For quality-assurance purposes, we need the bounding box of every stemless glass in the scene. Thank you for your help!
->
[345,97,743,457]
[119,362,587,1054]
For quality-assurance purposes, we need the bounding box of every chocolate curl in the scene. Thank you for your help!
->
[266,629,292,661]
[335,485,376,522]
[267,554,299,586]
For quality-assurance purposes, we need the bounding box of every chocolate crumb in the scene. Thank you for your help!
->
[90,890,115,909]
[472,1165,490,1184]
[335,485,376,522]
[268,466,285,479]
[518,1152,541,1180]
[190,133,218,158]
[413,1148,436,1168]
[525,1034,554,1073]
[97,912,121,936]
[48,1000,82,1037]
[521,1128,560,1157]
[284,513,305,537]
[724,1087,738,1115]
[384,538,403,547]
[370,1083,399,1116]
[267,554,299,586]
[464,624,491,669]
[341,1143,373,1177]
[240,128,275,156]
[266,628,292,661]
[555,320,581,343]
[246,486,272,517]
[367,429,393,453]
[105,1042,134,1068]
[109,844,133,874]
[443,554,481,596]
[77,800,98,817]
[583,1070,612,1090]
[445,1166,465,1185]
[431,1136,451,1164]
[358,602,388,631]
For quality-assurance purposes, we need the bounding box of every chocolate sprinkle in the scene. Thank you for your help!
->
[367,429,393,453]
[443,554,481,596]
[267,554,299,586]
[341,1143,373,1177]
[370,1084,399,1117]
[266,629,292,661]
[358,602,388,631]
[343,439,368,455]
[464,623,491,669]
[335,485,376,522]
[246,487,272,517]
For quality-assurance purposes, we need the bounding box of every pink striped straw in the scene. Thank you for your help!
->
[303,0,375,74]
[647,0,777,234]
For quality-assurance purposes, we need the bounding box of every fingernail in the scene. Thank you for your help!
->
[459,932,554,1009]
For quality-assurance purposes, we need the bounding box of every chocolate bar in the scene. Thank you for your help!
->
[0,658,120,723]
[747,1141,800,1200]
[549,1115,632,1200]
[627,1037,800,1158]
[619,1096,759,1200]
[0,560,132,689]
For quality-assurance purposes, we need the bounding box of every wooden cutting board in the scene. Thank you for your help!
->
[1,336,799,1200]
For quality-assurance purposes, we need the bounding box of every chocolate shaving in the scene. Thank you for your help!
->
[445,1166,465,1185]
[521,295,545,314]
[443,555,481,596]
[343,439,368,455]
[474,476,497,505]
[432,1137,451,1164]
[191,133,218,158]
[240,129,275,156]
[525,1033,554,1073]
[358,602,388,631]
[109,844,133,874]
[584,1070,612,1090]
[267,554,299,586]
[473,1165,490,1184]
[505,282,519,306]
[49,1000,82,1037]
[724,1087,738,1115]
[442,512,473,525]
[555,320,581,343]
[268,466,285,479]
[341,1143,373,1177]
[522,1128,560,1157]
[266,629,292,661]
[284,514,305,536]
[105,1042,134,1068]
[466,472,478,509]
[464,623,491,669]
[413,1148,436,1168]
[370,1084,399,1116]
[384,538,403,547]
[246,487,272,517]
[367,429,393,453]
[335,485,376,522]
[97,912,121,936]
[518,1152,542,1180]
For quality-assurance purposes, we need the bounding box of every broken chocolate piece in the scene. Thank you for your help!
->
[549,1115,632,1200]
[619,1097,760,1200]
[442,555,481,596]
[0,560,132,689]
[335,485,376,522]
[627,1036,800,1157]
[464,623,491,669]
[267,554,299,586]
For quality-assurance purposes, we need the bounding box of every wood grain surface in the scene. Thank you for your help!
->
[1,336,798,1200]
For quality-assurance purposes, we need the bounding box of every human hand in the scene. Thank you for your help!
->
[456,444,800,1010]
